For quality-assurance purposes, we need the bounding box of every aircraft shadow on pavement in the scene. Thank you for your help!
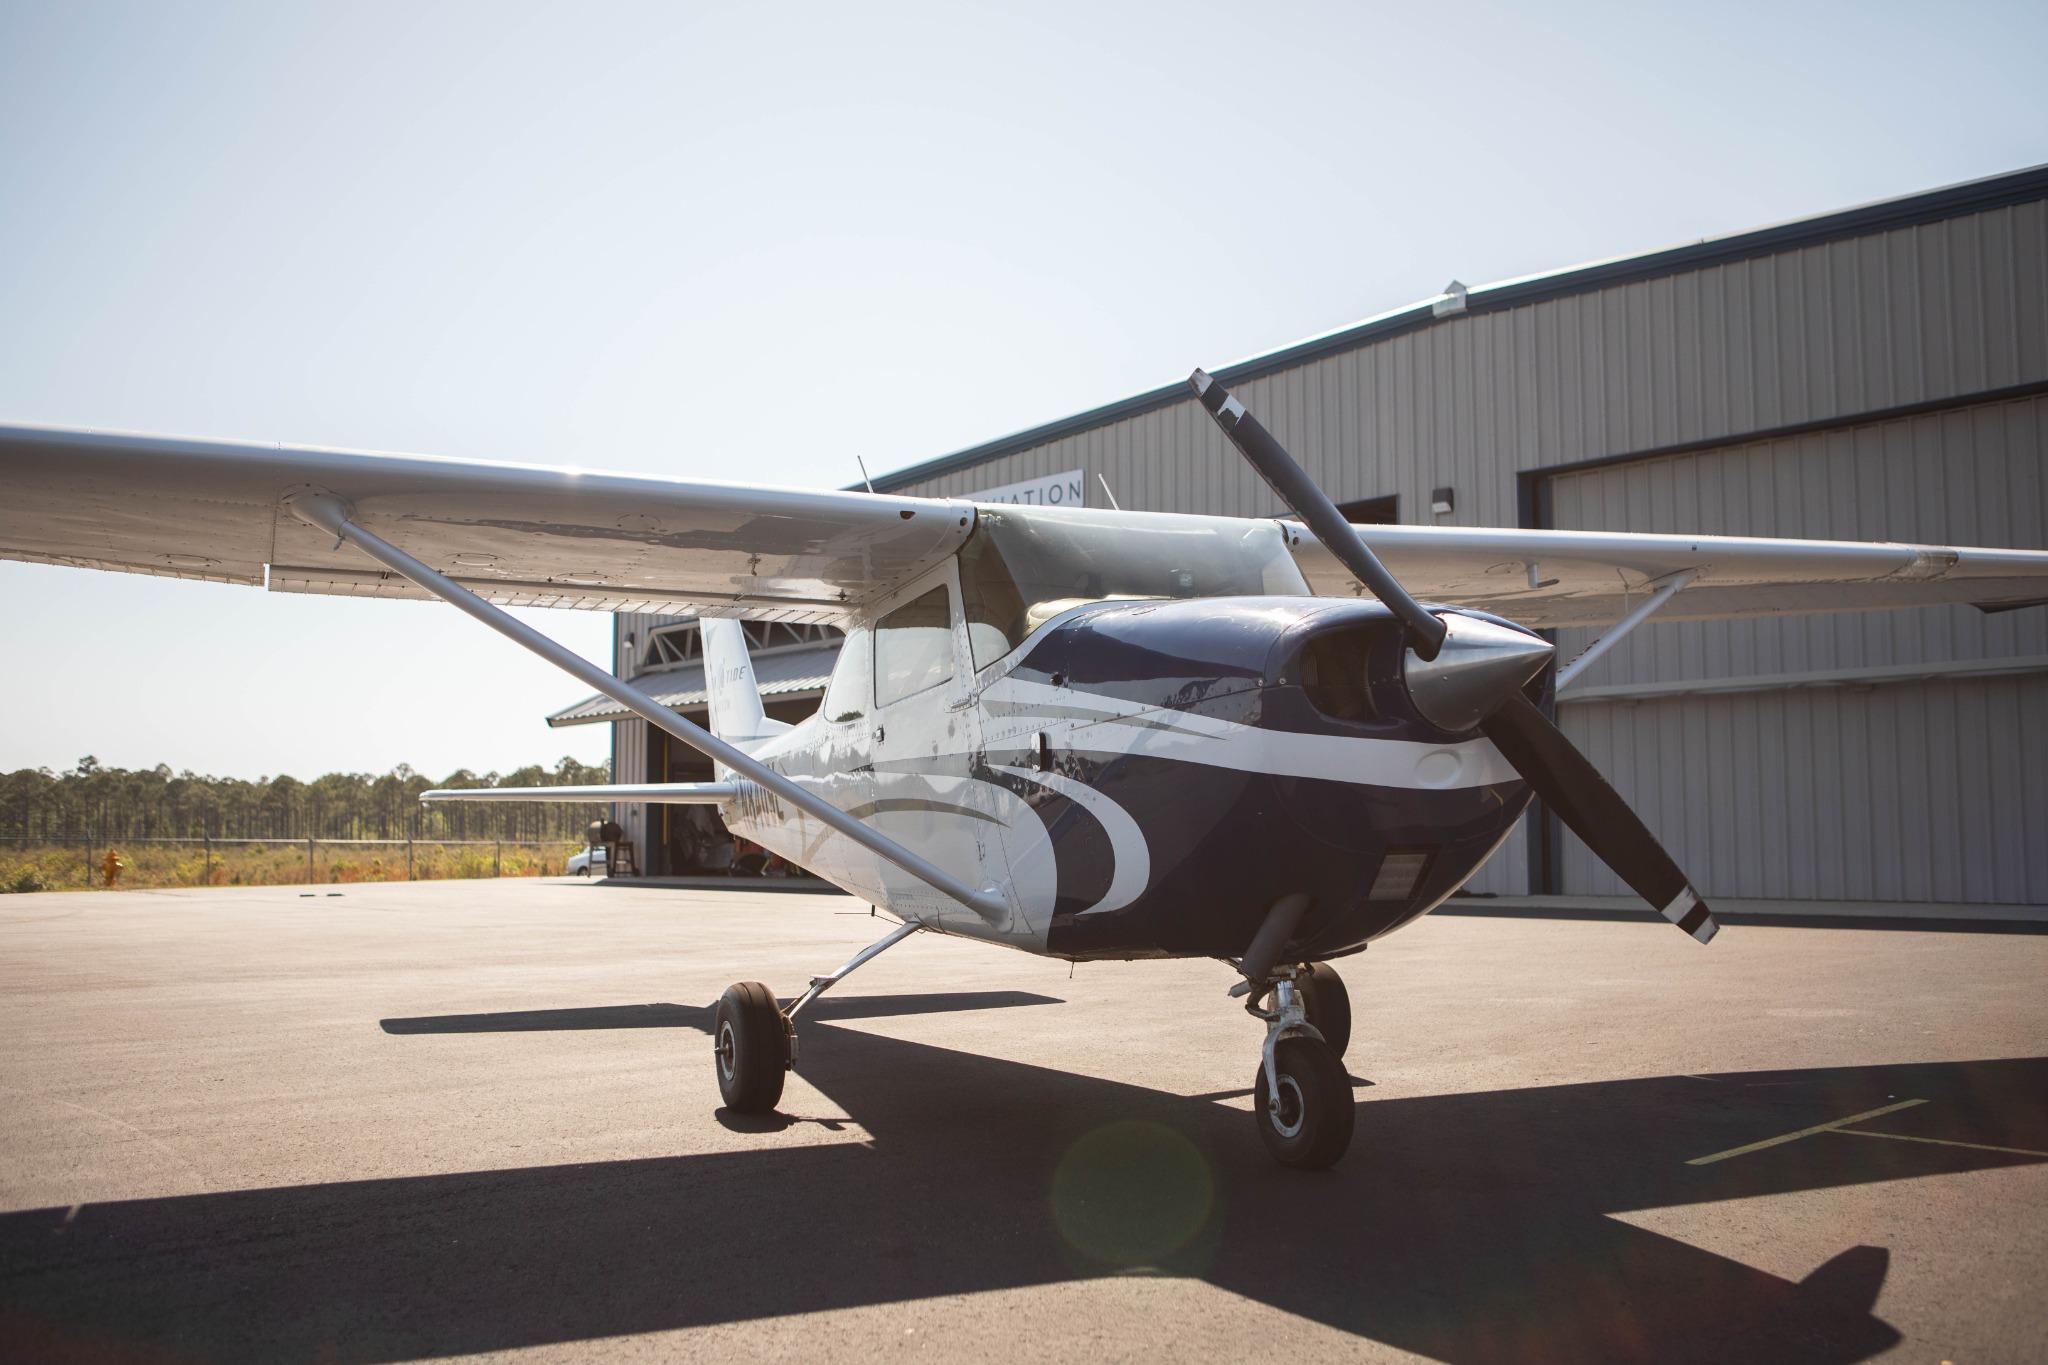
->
[3,997,2043,1365]
[377,991,1064,1034]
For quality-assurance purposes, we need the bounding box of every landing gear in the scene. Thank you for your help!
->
[1297,961,1351,1057]
[711,920,922,1115]
[1254,1034,1353,1168]
[1239,965,1355,1169]
[713,981,789,1111]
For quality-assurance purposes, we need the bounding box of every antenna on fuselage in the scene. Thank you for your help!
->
[855,457,877,495]
[1095,472,1121,510]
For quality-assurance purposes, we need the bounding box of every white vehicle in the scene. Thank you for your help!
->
[6,371,2046,1166]
[566,847,607,877]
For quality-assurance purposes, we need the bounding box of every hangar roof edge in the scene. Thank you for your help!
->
[862,162,2048,495]
[548,642,839,727]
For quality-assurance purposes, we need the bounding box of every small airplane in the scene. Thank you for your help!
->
[6,371,2046,1167]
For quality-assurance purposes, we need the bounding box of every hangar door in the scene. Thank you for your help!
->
[1540,394,2048,905]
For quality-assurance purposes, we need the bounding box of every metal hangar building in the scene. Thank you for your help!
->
[551,164,2048,906]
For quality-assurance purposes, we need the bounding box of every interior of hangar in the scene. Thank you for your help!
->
[550,619,841,876]
[552,164,2048,904]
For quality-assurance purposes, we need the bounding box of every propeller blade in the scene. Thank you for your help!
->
[1189,363,1715,941]
[1480,692,1718,944]
[1188,368,1447,660]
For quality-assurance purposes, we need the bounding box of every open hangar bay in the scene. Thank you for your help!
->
[1,879,2043,1362]
[565,164,2048,907]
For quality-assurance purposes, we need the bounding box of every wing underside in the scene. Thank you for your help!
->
[1284,520,2048,627]
[0,425,974,623]
[4,423,2044,631]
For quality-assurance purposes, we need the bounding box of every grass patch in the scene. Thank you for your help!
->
[0,842,585,892]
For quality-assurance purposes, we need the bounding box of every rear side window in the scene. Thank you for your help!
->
[875,585,955,706]
[822,628,871,722]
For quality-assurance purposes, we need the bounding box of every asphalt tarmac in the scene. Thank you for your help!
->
[2,879,2043,1363]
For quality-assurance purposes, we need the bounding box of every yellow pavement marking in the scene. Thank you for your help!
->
[1832,1128,2048,1160]
[1686,1098,1927,1166]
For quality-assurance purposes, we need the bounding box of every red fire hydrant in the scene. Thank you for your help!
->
[100,849,125,887]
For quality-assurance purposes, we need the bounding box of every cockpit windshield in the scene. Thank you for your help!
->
[956,504,1309,669]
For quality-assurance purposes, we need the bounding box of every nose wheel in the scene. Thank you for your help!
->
[1241,964,1356,1169]
[1254,1034,1353,1167]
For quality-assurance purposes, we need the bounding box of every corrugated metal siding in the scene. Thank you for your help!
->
[610,611,679,864]
[892,201,2048,527]
[1545,392,2048,904]
[1560,674,2048,903]
[553,645,837,726]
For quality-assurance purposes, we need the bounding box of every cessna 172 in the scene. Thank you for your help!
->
[6,371,2046,1167]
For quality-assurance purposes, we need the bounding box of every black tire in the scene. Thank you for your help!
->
[1298,962,1352,1058]
[1253,1035,1354,1169]
[713,981,788,1112]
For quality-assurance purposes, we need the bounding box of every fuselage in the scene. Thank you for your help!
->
[719,505,1537,962]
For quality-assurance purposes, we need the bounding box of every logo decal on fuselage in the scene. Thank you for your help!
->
[994,763,1150,917]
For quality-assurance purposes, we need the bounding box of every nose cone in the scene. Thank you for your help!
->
[1403,615,1554,732]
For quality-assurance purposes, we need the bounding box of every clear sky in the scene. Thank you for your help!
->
[2,0,2043,781]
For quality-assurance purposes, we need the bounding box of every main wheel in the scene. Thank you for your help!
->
[1253,1035,1354,1168]
[1297,962,1351,1057]
[713,981,788,1112]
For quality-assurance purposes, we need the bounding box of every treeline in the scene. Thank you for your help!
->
[2,756,614,844]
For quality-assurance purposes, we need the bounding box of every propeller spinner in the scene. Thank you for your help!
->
[1188,368,1717,945]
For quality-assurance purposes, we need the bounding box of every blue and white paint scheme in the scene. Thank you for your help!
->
[720,593,1540,965]
[701,513,1542,966]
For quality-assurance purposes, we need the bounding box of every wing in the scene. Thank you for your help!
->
[1284,521,2048,628]
[0,425,973,623]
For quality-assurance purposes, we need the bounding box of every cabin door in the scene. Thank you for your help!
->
[865,565,1004,932]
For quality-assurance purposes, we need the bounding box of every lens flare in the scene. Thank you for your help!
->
[1050,1120,1214,1268]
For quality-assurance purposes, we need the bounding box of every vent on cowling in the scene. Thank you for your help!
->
[1366,848,1434,902]
[1298,626,1379,723]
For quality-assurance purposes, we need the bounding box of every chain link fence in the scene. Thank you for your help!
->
[0,835,587,893]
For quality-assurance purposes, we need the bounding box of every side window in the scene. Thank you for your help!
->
[958,525,1027,669]
[874,585,955,707]
[822,628,871,722]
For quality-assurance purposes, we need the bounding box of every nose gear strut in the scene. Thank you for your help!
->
[1234,962,1357,1168]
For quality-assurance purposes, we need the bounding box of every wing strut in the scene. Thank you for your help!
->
[1554,569,1696,691]
[282,489,1008,923]
[420,783,738,805]
[782,919,921,1023]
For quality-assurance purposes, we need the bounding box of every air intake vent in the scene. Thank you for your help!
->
[1366,848,1434,902]
[1299,626,1378,723]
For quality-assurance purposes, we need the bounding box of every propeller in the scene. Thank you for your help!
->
[1478,693,1717,942]
[1189,368,1717,945]
[1189,368,1447,660]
